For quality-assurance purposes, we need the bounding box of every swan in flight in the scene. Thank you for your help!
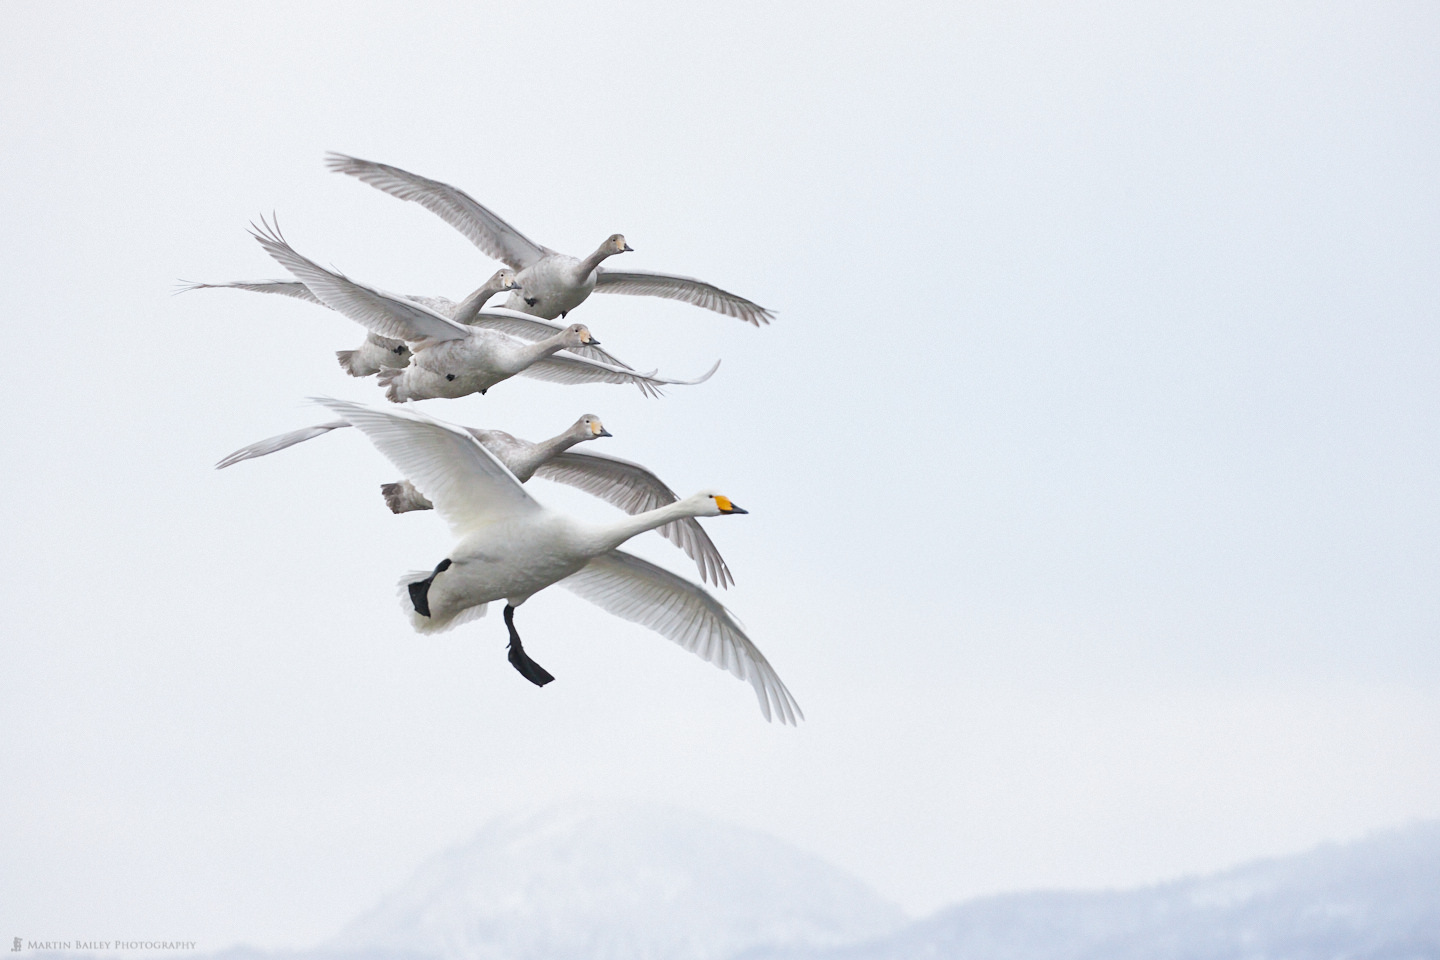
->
[183,269,520,376]
[325,153,776,325]
[216,414,734,588]
[249,219,719,401]
[181,270,636,374]
[310,398,799,723]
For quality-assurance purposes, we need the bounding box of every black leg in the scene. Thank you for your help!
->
[408,558,452,617]
[504,604,555,686]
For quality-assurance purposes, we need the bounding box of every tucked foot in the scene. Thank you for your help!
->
[408,558,452,617]
[524,297,538,307]
[504,604,554,687]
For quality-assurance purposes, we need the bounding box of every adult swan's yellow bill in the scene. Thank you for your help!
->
[314,398,801,725]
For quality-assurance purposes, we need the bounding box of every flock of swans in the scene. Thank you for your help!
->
[191,153,800,724]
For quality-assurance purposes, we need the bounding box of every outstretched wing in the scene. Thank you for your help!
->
[594,269,774,326]
[251,217,470,344]
[178,279,324,305]
[216,420,351,469]
[313,398,538,535]
[534,450,733,589]
[560,550,801,724]
[325,152,554,269]
[518,356,720,398]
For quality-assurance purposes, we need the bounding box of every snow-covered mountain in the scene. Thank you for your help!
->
[326,801,906,960]
[48,810,1440,960]
[751,820,1440,960]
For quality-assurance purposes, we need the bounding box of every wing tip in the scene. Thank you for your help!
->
[323,150,362,172]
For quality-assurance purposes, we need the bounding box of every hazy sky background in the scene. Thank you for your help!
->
[4,0,1439,948]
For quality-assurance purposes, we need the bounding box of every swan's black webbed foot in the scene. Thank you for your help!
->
[445,373,456,381]
[524,297,538,307]
[408,558,452,617]
[504,604,554,687]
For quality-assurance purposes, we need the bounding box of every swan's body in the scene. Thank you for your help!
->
[249,219,718,401]
[333,271,518,375]
[501,249,605,320]
[216,415,734,588]
[326,153,776,325]
[313,398,797,723]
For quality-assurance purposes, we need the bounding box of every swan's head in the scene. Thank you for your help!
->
[604,234,633,255]
[572,414,612,441]
[488,268,521,291]
[561,323,599,348]
[688,490,748,517]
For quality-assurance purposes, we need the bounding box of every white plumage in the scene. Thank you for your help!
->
[216,414,734,589]
[314,398,799,725]
[249,218,719,401]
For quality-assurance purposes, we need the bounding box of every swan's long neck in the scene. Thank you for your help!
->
[531,429,585,463]
[587,500,699,554]
[512,332,573,369]
[576,242,618,277]
[451,279,508,325]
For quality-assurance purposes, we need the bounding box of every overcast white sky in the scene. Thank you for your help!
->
[4,0,1439,948]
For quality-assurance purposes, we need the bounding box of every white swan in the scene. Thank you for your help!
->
[216,414,734,588]
[311,398,799,723]
[250,219,719,402]
[325,153,776,325]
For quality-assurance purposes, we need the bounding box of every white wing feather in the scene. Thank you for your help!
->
[560,550,801,724]
[312,398,537,534]
[594,269,775,326]
[534,451,734,589]
[178,279,324,305]
[250,218,470,344]
[325,152,553,269]
[216,420,351,469]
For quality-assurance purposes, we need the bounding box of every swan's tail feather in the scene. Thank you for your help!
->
[336,349,378,377]
[376,367,407,402]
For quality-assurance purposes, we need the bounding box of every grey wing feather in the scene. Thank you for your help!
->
[534,451,734,588]
[178,279,325,306]
[324,153,553,269]
[250,217,469,344]
[560,550,800,724]
[404,294,460,315]
[594,269,775,326]
[216,420,351,469]
[519,356,720,398]
[516,354,663,398]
